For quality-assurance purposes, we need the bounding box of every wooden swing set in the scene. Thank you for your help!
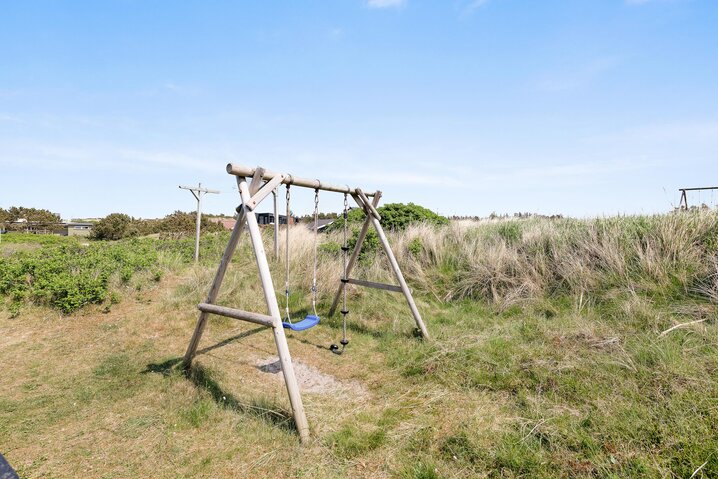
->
[182,164,429,443]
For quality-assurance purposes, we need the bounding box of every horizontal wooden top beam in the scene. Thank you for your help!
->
[226,163,378,197]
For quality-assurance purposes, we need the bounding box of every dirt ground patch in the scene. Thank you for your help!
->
[255,357,368,397]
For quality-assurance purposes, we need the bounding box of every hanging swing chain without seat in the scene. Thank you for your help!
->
[311,188,319,317]
[341,192,349,344]
[331,192,351,355]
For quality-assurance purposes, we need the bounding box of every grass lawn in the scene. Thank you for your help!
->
[1,214,717,478]
[2,270,716,478]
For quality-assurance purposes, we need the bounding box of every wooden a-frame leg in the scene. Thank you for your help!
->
[369,214,429,339]
[238,178,311,444]
[328,192,382,316]
[348,193,430,340]
[183,172,265,369]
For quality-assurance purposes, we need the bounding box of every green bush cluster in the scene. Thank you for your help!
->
[91,213,136,240]
[0,231,232,315]
[0,233,71,246]
[378,203,449,230]
[0,238,161,314]
[326,202,448,233]
[320,202,446,263]
[318,229,380,263]
[0,206,61,227]
[91,211,226,240]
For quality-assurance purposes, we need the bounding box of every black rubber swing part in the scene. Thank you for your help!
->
[329,338,349,355]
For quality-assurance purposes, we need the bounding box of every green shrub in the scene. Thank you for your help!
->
[120,267,133,283]
[496,221,522,244]
[349,229,379,262]
[0,238,167,314]
[378,203,448,230]
[408,237,423,257]
[326,202,448,232]
[318,241,341,256]
[158,210,224,238]
[92,213,136,240]
[0,206,61,225]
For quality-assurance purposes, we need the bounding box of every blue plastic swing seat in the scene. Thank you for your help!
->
[282,314,320,331]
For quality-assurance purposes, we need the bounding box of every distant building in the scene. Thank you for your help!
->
[210,218,237,230]
[307,218,335,232]
[64,222,93,237]
[209,214,296,230]
[256,213,295,226]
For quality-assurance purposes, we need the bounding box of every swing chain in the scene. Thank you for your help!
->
[311,188,319,316]
[341,192,349,344]
[284,184,292,324]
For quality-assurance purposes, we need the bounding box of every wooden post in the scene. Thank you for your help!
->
[179,183,220,262]
[194,187,203,262]
[328,192,382,316]
[183,207,247,367]
[182,175,261,368]
[238,178,311,444]
[273,188,279,258]
[371,214,429,339]
[352,194,430,340]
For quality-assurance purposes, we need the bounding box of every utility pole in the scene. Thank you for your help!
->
[179,183,220,262]
[272,188,279,258]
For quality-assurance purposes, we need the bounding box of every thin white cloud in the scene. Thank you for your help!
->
[536,57,621,92]
[462,0,490,16]
[350,171,466,188]
[366,0,406,9]
[160,82,202,97]
[0,140,224,175]
[625,0,677,5]
[346,157,658,192]
[328,27,344,39]
[587,121,718,147]
[0,114,24,124]
[0,89,23,100]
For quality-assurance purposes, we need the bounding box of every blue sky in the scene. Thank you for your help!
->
[1,0,717,219]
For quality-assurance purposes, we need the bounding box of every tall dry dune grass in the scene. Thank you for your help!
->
[278,210,718,310]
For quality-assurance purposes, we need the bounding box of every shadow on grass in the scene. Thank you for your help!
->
[292,335,339,352]
[144,342,297,434]
[186,363,297,433]
[287,312,424,353]
[142,326,266,376]
[195,326,266,355]
[334,316,424,340]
